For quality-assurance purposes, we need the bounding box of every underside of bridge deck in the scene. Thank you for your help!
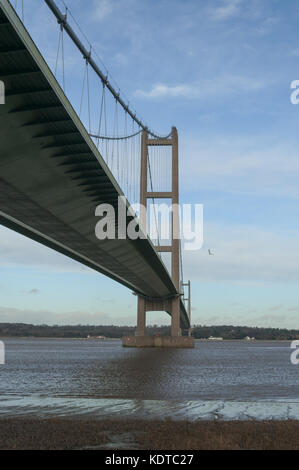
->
[0,0,190,331]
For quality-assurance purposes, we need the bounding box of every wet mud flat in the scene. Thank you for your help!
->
[1,417,299,450]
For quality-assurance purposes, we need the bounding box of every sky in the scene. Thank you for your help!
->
[1,0,299,328]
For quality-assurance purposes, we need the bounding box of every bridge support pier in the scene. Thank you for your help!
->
[122,335,194,348]
[136,295,182,338]
[136,296,146,336]
[170,296,181,337]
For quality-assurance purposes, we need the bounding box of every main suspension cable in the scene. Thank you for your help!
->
[44,0,172,140]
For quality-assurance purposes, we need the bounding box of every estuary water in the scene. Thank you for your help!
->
[0,338,298,421]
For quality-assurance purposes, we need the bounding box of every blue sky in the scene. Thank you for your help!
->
[1,0,299,328]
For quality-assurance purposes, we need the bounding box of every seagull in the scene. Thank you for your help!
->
[208,249,214,256]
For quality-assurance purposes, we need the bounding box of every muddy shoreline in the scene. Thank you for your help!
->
[0,417,299,450]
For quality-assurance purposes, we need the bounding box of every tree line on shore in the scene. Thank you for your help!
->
[0,323,298,340]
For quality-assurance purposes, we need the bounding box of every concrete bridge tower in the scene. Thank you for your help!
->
[122,127,194,348]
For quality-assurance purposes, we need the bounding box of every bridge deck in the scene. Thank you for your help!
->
[0,0,189,329]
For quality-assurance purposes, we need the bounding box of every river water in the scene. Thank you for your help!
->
[0,338,298,421]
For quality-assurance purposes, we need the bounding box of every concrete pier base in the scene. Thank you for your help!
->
[122,335,194,348]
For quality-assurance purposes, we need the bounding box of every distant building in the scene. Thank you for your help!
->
[87,335,105,340]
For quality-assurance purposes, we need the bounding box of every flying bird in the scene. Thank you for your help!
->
[208,249,214,256]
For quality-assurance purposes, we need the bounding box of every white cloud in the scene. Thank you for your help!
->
[180,136,299,199]
[254,16,279,36]
[135,75,265,100]
[93,0,118,21]
[245,312,299,329]
[290,48,299,57]
[0,227,94,274]
[0,305,108,325]
[192,310,299,329]
[183,222,299,283]
[211,0,242,21]
[135,84,196,99]
[112,52,129,67]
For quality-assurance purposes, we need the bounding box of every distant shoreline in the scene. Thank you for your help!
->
[1,323,297,341]
[0,336,121,340]
[0,336,294,342]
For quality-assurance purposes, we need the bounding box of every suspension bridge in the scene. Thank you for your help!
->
[0,0,194,347]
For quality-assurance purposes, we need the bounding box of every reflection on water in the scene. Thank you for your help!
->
[0,338,298,420]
